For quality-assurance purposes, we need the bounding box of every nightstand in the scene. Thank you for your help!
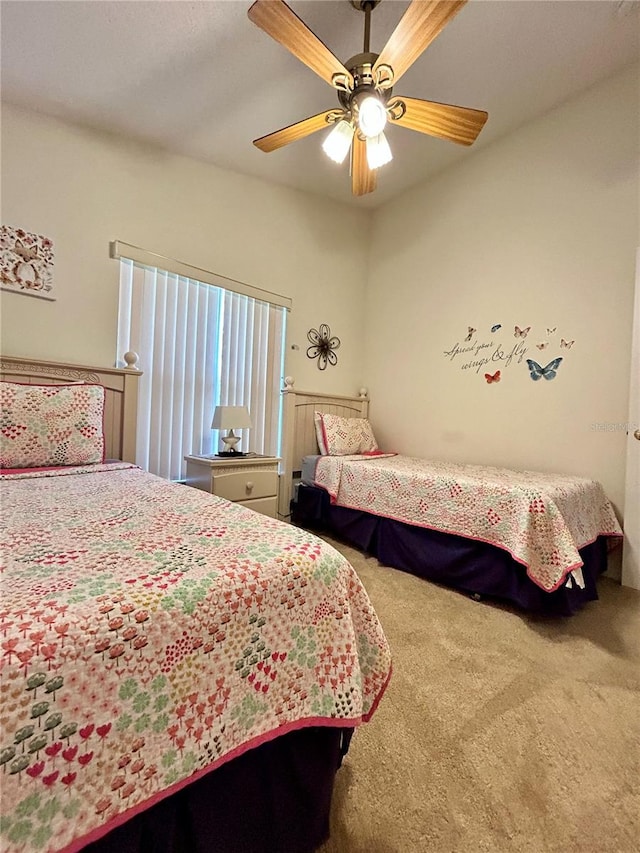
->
[184,454,280,518]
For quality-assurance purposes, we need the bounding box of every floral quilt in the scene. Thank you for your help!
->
[314,454,622,592]
[0,464,391,853]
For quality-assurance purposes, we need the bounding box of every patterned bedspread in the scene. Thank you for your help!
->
[0,464,391,853]
[314,454,622,592]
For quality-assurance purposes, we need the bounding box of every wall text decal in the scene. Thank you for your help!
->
[443,338,529,375]
[444,323,576,383]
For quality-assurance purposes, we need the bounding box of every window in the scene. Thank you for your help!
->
[116,258,287,481]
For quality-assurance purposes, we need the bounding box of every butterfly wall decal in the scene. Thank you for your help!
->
[561,339,575,348]
[514,326,531,338]
[536,342,549,350]
[547,327,557,335]
[526,357,563,381]
[465,327,476,342]
[491,324,502,333]
[485,371,501,384]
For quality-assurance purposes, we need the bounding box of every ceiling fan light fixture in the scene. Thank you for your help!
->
[366,132,392,170]
[248,0,488,196]
[357,95,387,138]
[322,119,355,164]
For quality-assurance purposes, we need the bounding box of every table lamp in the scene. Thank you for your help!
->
[211,405,252,457]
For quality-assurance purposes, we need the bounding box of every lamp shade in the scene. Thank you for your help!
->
[211,405,252,431]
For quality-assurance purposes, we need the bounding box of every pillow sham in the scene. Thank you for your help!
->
[314,412,328,455]
[316,412,379,456]
[0,381,106,468]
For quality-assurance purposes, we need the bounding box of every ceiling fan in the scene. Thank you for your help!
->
[248,0,488,197]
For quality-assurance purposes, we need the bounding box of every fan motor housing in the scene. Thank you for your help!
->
[338,52,393,111]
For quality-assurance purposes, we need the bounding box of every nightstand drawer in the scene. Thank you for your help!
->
[214,470,278,502]
[239,496,278,518]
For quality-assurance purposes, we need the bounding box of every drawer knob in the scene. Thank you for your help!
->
[245,481,254,493]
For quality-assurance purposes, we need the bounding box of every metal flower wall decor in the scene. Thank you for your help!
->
[307,324,341,370]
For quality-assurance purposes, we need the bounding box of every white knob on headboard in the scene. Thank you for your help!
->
[358,387,368,398]
[284,376,295,390]
[124,351,140,370]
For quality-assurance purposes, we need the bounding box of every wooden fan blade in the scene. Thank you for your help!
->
[373,0,467,85]
[248,0,353,88]
[254,110,336,153]
[392,97,488,146]
[351,135,377,197]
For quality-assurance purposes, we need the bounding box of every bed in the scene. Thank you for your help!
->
[280,383,623,616]
[0,356,392,853]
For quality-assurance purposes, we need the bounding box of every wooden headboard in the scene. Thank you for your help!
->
[0,355,142,463]
[279,381,369,518]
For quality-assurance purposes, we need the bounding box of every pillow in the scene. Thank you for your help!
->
[0,382,106,468]
[316,412,378,456]
[314,412,328,455]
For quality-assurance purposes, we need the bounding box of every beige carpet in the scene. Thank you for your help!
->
[317,536,640,853]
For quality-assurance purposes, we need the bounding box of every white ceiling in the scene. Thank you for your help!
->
[1,0,638,208]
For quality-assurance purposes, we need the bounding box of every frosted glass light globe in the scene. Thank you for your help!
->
[322,120,354,164]
[366,132,393,169]
[357,96,387,138]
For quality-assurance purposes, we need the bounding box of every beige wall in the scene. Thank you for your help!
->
[2,65,637,520]
[365,65,639,516]
[0,104,369,395]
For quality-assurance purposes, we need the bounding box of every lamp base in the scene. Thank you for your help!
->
[219,430,242,455]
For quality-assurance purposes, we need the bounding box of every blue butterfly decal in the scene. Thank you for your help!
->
[526,357,563,381]
[491,324,502,333]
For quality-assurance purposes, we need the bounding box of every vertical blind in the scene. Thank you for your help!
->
[116,259,286,481]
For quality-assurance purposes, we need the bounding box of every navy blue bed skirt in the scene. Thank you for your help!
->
[83,726,352,853]
[292,484,611,616]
